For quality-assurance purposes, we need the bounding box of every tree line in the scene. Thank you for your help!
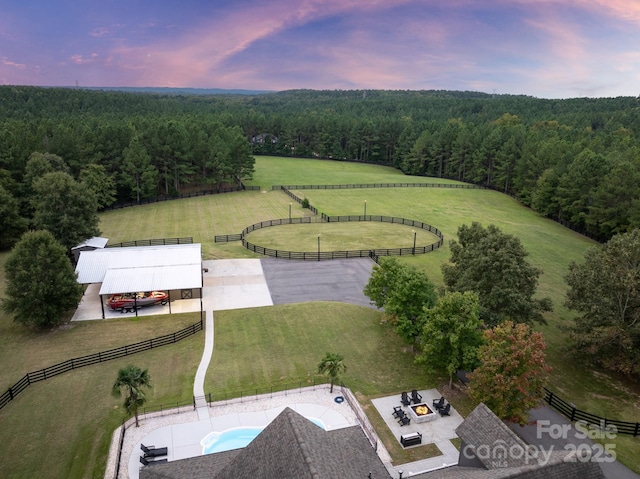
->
[365,222,640,423]
[1,86,639,249]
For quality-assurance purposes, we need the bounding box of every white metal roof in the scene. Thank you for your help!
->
[99,264,203,295]
[71,237,109,250]
[75,244,202,294]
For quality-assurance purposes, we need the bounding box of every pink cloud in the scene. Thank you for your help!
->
[104,0,416,87]
[2,57,26,69]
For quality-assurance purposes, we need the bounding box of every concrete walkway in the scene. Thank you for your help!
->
[192,259,274,420]
[193,309,213,419]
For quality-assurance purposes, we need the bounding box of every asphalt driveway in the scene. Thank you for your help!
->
[260,257,377,308]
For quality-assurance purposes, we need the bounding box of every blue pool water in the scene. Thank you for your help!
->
[202,417,325,454]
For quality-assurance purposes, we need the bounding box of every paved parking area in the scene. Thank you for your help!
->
[261,257,376,308]
[73,257,377,320]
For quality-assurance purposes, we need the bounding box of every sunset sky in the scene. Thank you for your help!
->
[1,0,639,98]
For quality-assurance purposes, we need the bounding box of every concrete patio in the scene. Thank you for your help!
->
[371,389,463,476]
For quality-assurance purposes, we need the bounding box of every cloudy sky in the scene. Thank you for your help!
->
[1,0,639,98]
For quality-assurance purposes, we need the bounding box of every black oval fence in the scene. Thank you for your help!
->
[216,214,444,260]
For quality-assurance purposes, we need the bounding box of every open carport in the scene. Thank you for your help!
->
[73,244,204,320]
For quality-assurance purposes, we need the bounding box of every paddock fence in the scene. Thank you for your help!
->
[543,388,640,437]
[0,318,204,411]
[106,237,193,248]
[215,214,444,261]
[101,184,261,211]
[271,182,485,190]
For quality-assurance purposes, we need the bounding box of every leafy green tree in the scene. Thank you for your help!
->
[468,321,551,425]
[24,152,70,186]
[317,352,346,393]
[364,256,407,309]
[0,185,27,249]
[556,148,610,229]
[225,125,255,184]
[2,230,83,329]
[121,135,158,203]
[531,168,562,218]
[442,222,552,327]
[417,292,484,388]
[32,171,101,250]
[79,163,117,209]
[112,365,152,427]
[565,229,640,376]
[587,152,640,237]
[364,257,438,344]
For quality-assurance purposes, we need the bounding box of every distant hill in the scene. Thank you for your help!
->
[77,86,274,96]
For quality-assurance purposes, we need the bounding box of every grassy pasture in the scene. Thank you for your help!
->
[0,330,203,479]
[244,221,441,252]
[1,155,639,477]
[247,155,462,187]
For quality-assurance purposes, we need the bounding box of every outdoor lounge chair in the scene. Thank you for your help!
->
[400,392,411,406]
[439,403,451,416]
[140,456,168,466]
[393,406,405,419]
[411,389,423,404]
[432,396,445,410]
[398,416,411,426]
[141,443,168,458]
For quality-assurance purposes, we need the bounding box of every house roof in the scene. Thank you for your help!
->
[140,407,390,479]
[412,451,607,479]
[412,403,606,479]
[74,244,202,294]
[138,403,606,479]
[455,402,530,469]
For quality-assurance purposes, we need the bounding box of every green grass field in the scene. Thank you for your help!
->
[0,155,638,478]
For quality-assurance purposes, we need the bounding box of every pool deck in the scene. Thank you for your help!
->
[119,387,362,479]
[101,259,464,479]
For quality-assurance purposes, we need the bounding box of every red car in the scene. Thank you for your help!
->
[108,291,169,312]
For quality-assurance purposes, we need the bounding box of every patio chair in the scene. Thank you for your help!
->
[141,443,168,458]
[432,396,445,410]
[140,456,168,466]
[411,389,423,404]
[398,416,411,426]
[393,406,405,418]
[439,403,451,416]
[400,391,411,406]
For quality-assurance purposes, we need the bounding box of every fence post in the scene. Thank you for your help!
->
[635,422,639,437]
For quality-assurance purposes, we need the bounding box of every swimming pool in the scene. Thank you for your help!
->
[201,417,325,454]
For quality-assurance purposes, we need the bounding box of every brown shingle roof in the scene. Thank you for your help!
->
[455,403,530,469]
[140,407,390,479]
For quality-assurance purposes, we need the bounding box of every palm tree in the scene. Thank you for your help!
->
[317,352,346,393]
[112,365,152,427]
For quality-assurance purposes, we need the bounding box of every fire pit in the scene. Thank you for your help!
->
[408,403,437,423]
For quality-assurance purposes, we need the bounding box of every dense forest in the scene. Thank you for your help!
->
[1,86,639,248]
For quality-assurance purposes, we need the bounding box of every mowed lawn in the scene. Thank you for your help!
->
[1,155,639,477]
